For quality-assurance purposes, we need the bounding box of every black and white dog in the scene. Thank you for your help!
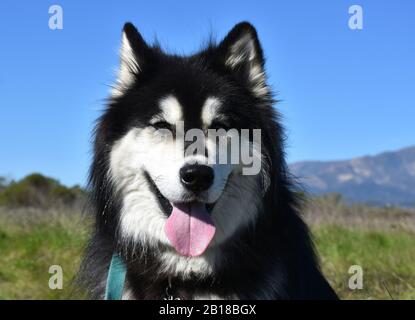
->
[79,22,337,300]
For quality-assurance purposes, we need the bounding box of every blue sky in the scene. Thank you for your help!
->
[0,0,414,186]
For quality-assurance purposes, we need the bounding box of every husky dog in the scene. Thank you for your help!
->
[79,21,337,300]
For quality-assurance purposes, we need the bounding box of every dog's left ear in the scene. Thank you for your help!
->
[217,22,268,98]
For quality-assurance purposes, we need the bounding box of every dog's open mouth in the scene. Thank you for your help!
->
[144,171,216,257]
[165,202,216,257]
[144,171,173,215]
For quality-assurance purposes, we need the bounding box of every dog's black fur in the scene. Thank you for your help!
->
[78,22,338,300]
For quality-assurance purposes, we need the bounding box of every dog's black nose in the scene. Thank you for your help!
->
[180,164,214,192]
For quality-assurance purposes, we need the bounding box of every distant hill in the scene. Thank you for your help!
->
[290,146,415,207]
[0,173,85,209]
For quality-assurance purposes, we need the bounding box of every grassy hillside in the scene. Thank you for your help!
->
[314,226,415,299]
[0,183,414,299]
[306,194,415,299]
[0,208,89,299]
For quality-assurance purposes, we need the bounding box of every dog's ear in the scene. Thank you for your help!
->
[217,22,268,98]
[113,23,151,96]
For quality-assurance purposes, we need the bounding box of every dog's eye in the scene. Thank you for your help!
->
[151,121,172,130]
[209,120,232,131]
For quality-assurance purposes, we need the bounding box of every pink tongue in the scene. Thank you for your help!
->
[165,202,216,257]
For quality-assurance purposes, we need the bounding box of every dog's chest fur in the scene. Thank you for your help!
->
[122,279,238,300]
[116,239,286,300]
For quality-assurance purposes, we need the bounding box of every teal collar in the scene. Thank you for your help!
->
[104,253,181,300]
[105,253,127,300]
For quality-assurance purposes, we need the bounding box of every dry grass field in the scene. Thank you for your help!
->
[0,195,414,300]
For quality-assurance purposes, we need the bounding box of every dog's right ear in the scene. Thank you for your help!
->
[113,23,150,96]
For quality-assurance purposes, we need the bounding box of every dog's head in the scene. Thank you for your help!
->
[92,22,277,268]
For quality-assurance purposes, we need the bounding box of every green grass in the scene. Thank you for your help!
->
[0,207,414,299]
[313,225,415,299]
[0,210,89,299]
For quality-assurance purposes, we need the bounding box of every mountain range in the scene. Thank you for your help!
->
[290,146,415,207]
